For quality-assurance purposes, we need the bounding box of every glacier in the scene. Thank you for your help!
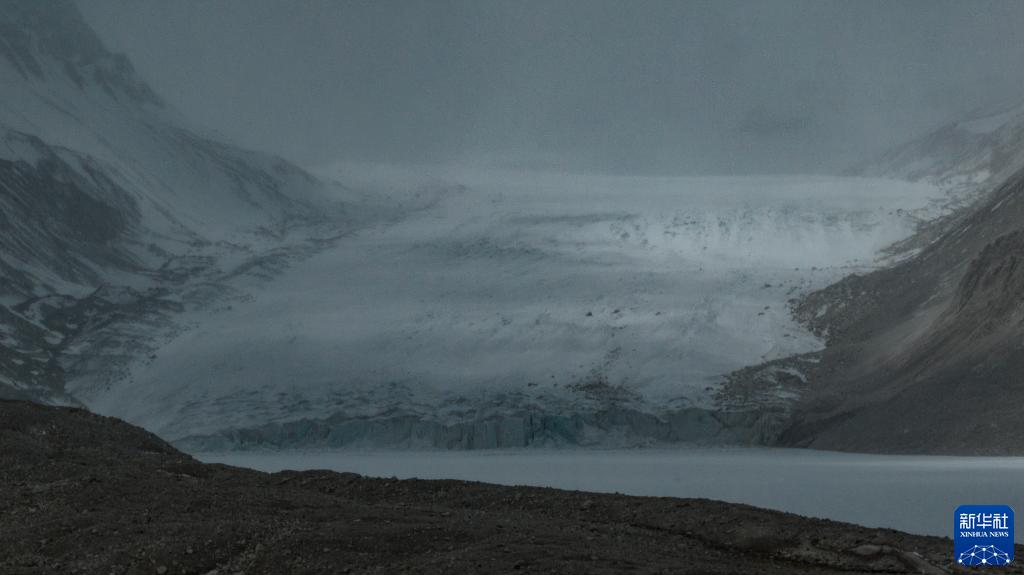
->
[0,0,987,451]
[84,165,948,448]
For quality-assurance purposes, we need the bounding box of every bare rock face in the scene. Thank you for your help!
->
[778,166,1024,454]
[0,399,1001,574]
[954,229,1024,321]
[712,99,1024,455]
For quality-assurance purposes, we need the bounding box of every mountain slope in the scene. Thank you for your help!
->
[0,0,351,405]
[850,100,1024,192]
[706,96,1024,455]
[778,158,1024,453]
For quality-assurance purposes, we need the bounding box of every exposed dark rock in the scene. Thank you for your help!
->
[777,165,1024,453]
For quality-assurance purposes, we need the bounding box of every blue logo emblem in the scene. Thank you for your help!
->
[955,505,1014,566]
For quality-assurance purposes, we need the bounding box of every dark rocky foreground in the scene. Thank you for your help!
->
[1,401,1013,574]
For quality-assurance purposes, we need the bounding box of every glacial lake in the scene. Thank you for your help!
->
[198,447,1024,542]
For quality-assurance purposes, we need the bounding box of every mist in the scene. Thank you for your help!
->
[78,0,1024,175]
[9,2,1024,566]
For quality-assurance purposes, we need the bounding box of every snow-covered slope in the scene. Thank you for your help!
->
[850,100,1024,195]
[0,0,340,256]
[839,98,1024,270]
[97,166,946,449]
[0,0,352,404]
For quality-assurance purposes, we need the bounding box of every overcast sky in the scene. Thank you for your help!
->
[79,0,1024,175]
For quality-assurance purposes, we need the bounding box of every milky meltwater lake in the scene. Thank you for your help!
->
[199,447,1024,542]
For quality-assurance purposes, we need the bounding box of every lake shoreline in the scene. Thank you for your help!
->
[199,446,1024,542]
[4,399,1002,574]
